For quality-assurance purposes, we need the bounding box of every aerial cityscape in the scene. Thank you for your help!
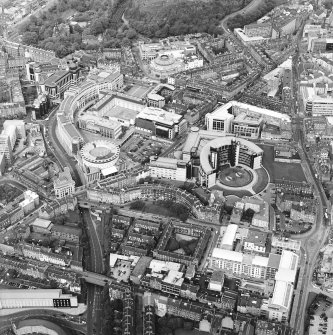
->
[1,0,333,334]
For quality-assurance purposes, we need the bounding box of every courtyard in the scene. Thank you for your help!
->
[219,165,253,188]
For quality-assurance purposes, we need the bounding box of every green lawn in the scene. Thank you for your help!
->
[259,145,306,183]
[142,203,176,217]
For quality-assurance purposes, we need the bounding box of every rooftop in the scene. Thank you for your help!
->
[245,229,267,246]
[271,280,293,310]
[30,218,52,230]
[136,106,183,126]
[211,248,243,263]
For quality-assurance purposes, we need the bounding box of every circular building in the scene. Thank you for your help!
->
[80,140,120,170]
[79,140,120,183]
[149,54,183,78]
[199,137,263,188]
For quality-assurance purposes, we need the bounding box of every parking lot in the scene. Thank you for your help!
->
[308,296,333,335]
[122,133,164,164]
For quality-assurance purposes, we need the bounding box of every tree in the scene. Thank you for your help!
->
[90,20,104,35]
[130,200,145,211]
[126,29,137,39]
[22,32,39,46]
[7,268,18,279]
[324,0,333,10]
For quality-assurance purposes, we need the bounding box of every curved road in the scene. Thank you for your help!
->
[46,106,82,186]
[219,0,265,33]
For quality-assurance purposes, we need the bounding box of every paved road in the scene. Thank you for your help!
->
[46,106,83,186]
[219,0,265,33]
[288,25,330,333]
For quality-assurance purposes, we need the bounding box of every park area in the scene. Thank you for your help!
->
[259,144,306,183]
[0,184,23,204]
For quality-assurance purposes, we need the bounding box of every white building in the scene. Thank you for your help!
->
[210,248,269,280]
[205,101,290,137]
[220,224,238,250]
[0,289,78,309]
[183,55,203,70]
[271,237,301,254]
[3,120,25,139]
[1,125,17,150]
[300,82,333,116]
[53,167,75,199]
[19,190,39,214]
[149,157,187,181]
[147,93,165,108]
[78,112,123,139]
[263,250,299,322]
[205,108,234,133]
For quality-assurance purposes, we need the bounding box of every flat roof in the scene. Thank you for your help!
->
[279,250,299,271]
[211,248,243,263]
[127,85,153,99]
[147,93,165,101]
[163,269,184,286]
[245,229,267,245]
[80,112,122,129]
[0,289,62,299]
[101,166,118,176]
[150,157,178,170]
[221,224,238,247]
[275,268,297,283]
[252,255,269,267]
[137,107,183,126]
[63,123,82,140]
[31,218,52,229]
[149,259,182,273]
[271,280,293,309]
[211,101,291,123]
[104,105,140,121]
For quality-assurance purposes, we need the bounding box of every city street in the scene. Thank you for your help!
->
[288,21,331,333]
[46,106,83,186]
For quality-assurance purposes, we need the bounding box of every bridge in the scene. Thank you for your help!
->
[77,270,130,291]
